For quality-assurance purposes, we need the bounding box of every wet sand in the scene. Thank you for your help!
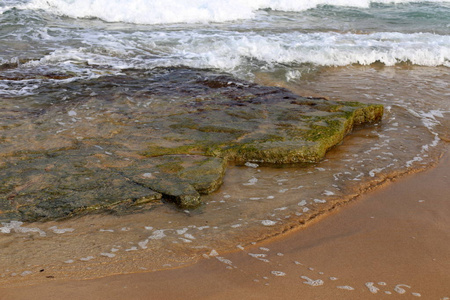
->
[1,145,449,300]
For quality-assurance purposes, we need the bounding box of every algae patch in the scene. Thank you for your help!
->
[0,68,383,221]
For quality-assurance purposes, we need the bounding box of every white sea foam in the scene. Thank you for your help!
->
[365,282,380,294]
[271,271,286,276]
[248,253,267,258]
[67,110,77,117]
[1,221,46,237]
[138,239,149,249]
[20,271,32,277]
[100,252,116,258]
[22,0,450,24]
[148,229,166,240]
[394,284,411,294]
[49,226,75,234]
[313,199,326,204]
[248,253,270,262]
[261,220,277,226]
[185,31,446,71]
[298,200,307,206]
[184,233,195,240]
[337,285,355,290]
[245,162,259,168]
[3,29,446,94]
[216,256,233,265]
[179,238,192,243]
[408,109,449,131]
[243,177,258,186]
[300,276,324,286]
[176,228,188,235]
[80,256,95,261]
[82,31,450,70]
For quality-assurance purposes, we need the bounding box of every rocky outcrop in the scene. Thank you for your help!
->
[0,68,383,221]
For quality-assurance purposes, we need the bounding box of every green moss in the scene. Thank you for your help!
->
[226,110,266,120]
[259,134,286,143]
[278,111,307,121]
[169,121,199,130]
[304,119,343,142]
[284,128,308,139]
[326,104,345,112]
[142,144,205,157]
[238,133,286,144]
[342,109,356,119]
[198,125,246,135]
[354,104,384,125]
[0,67,386,221]
[157,161,184,174]
[162,135,189,142]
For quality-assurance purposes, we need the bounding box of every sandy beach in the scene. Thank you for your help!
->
[1,144,448,300]
[1,1,449,299]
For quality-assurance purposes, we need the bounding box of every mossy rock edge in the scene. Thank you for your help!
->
[0,68,383,221]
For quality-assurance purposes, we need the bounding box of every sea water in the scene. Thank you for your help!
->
[0,0,449,283]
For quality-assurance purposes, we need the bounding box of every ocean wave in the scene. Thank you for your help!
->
[24,31,448,74]
[19,0,450,24]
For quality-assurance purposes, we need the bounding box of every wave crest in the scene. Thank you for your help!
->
[21,0,450,24]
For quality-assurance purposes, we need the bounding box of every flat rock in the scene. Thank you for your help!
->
[0,68,383,221]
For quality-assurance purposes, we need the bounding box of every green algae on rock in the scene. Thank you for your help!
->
[141,97,383,164]
[0,68,383,222]
[0,153,226,222]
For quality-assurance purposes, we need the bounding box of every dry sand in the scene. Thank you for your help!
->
[1,146,449,300]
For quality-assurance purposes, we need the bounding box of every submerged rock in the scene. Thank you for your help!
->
[116,155,227,209]
[0,68,383,221]
[0,153,226,221]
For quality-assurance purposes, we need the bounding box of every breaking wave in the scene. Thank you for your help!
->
[18,0,450,24]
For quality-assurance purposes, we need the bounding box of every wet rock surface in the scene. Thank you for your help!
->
[0,68,383,221]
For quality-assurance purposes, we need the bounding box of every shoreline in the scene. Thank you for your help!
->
[2,144,448,299]
[1,2,449,298]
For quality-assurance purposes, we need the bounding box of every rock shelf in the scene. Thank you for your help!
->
[0,68,383,221]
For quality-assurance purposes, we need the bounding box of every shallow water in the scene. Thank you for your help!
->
[1,0,449,285]
[1,65,448,285]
